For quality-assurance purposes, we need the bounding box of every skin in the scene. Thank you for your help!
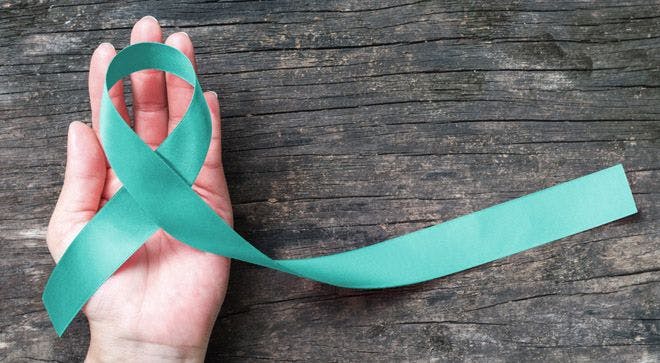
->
[46,16,232,362]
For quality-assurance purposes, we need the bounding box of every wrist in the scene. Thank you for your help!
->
[86,329,207,363]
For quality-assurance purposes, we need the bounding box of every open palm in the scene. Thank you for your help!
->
[46,17,232,359]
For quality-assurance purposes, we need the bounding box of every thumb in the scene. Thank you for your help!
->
[47,121,107,262]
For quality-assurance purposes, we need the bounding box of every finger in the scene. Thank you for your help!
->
[89,43,130,134]
[165,32,197,133]
[193,91,233,226]
[47,122,107,261]
[130,16,168,149]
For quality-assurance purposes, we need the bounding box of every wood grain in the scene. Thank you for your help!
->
[1,0,658,361]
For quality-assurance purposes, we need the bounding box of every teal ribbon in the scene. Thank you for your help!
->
[42,42,638,336]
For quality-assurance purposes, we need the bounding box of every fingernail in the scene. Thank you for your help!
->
[166,32,190,45]
[68,122,81,154]
[97,42,114,52]
[208,91,218,99]
[141,15,158,23]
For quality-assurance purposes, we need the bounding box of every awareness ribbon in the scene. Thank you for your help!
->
[42,42,638,336]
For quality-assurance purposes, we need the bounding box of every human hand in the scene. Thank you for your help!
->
[46,16,232,362]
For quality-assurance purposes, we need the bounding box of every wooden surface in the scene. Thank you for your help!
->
[1,0,659,361]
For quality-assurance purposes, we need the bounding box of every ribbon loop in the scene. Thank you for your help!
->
[102,42,210,187]
[42,42,638,336]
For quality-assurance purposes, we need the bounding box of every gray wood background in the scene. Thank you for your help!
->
[1,0,658,361]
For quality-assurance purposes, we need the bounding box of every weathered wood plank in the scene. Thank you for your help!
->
[1,0,658,361]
